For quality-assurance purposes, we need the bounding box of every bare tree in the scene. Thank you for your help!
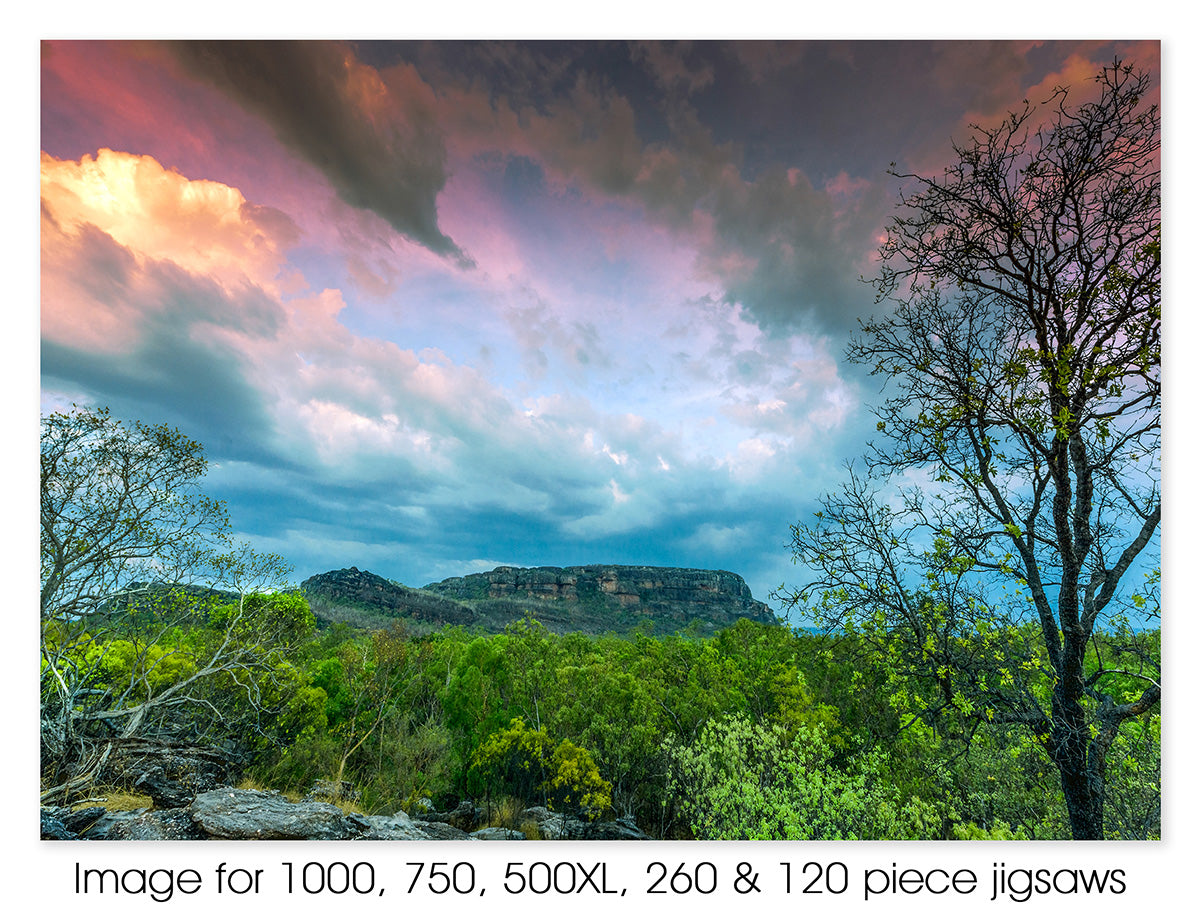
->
[779,61,1160,840]
[40,407,308,804]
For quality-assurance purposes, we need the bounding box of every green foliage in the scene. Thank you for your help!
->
[239,612,1157,837]
[470,718,611,819]
[668,715,939,840]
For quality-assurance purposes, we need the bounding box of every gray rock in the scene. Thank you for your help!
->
[356,811,428,841]
[59,806,109,837]
[517,806,650,840]
[417,799,483,831]
[40,809,74,840]
[518,806,573,840]
[190,788,370,840]
[106,740,241,808]
[472,826,527,840]
[410,820,476,840]
[577,816,651,840]
[93,808,207,840]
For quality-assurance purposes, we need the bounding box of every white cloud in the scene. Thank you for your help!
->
[41,143,863,597]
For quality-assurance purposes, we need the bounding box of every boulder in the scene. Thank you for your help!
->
[578,816,651,840]
[517,806,573,840]
[517,806,650,840]
[59,806,109,837]
[89,808,206,840]
[356,811,428,841]
[40,809,74,840]
[418,799,483,832]
[40,805,206,840]
[445,799,483,832]
[189,788,371,840]
[410,820,475,840]
[106,740,241,808]
[472,826,526,840]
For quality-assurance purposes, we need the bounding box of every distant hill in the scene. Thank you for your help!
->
[300,564,777,636]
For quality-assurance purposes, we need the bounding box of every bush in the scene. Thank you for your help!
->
[668,715,938,840]
[471,718,612,819]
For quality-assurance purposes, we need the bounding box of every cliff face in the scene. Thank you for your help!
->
[301,564,776,635]
[424,565,774,631]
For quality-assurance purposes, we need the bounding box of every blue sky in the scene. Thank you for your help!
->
[38,39,1161,612]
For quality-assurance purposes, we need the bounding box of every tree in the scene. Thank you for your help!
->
[40,407,305,804]
[779,61,1159,839]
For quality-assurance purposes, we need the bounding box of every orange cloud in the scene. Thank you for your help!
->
[41,149,297,296]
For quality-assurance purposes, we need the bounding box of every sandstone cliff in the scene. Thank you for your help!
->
[301,564,776,635]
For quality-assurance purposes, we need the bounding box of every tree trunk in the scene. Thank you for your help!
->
[1058,760,1105,840]
[1050,692,1105,840]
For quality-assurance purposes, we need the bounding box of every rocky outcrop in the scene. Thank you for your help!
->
[357,811,429,840]
[41,805,207,840]
[189,788,373,840]
[41,789,651,841]
[425,565,776,635]
[301,564,775,636]
[418,799,483,832]
[301,567,477,629]
[96,739,243,808]
[516,805,650,840]
[40,809,75,840]
[472,826,527,840]
[126,744,240,809]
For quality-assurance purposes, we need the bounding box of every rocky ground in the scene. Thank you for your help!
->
[40,744,649,841]
[41,791,649,841]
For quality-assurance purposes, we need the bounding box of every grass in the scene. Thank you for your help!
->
[71,789,155,811]
[236,776,301,802]
[238,776,372,816]
[480,795,543,839]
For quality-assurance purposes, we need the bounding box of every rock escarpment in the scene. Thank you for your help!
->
[424,565,776,634]
[301,564,776,635]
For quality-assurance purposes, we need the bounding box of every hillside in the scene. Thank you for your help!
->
[300,564,777,635]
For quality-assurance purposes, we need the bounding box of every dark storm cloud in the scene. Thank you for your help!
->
[332,40,887,336]
[704,165,889,336]
[42,329,280,470]
[165,40,468,263]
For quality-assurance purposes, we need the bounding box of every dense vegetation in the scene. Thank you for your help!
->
[41,561,1162,839]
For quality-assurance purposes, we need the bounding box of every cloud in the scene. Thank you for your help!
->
[164,40,468,264]
[504,290,610,383]
[398,43,882,336]
[40,149,706,541]
[43,41,1148,605]
[630,41,716,96]
[42,149,297,296]
[697,165,886,335]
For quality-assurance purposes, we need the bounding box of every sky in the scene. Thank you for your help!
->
[38,38,1162,614]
